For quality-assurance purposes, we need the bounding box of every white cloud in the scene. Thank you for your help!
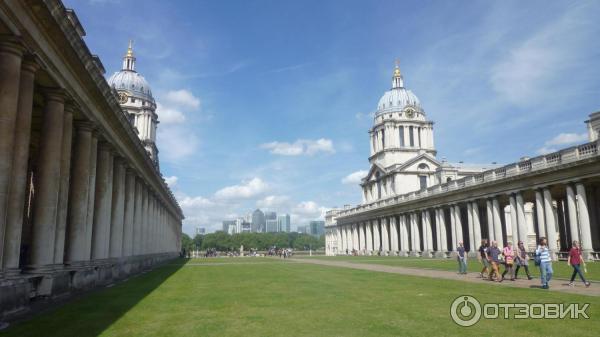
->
[261,138,335,156]
[157,127,199,161]
[490,4,596,106]
[164,175,178,187]
[163,89,200,110]
[214,178,268,200]
[291,201,329,226]
[256,195,291,209]
[156,103,186,124]
[536,132,588,155]
[544,133,588,146]
[342,170,367,185]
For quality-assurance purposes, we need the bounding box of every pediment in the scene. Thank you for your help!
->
[395,153,441,172]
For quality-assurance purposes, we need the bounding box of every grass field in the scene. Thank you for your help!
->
[2,257,598,337]
[309,255,600,281]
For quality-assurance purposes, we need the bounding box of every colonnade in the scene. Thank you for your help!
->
[332,182,598,259]
[0,30,182,315]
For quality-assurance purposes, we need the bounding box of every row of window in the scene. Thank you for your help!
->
[373,125,429,150]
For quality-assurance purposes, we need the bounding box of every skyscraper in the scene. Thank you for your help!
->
[266,219,278,233]
[251,209,265,232]
[277,214,291,233]
[309,221,325,237]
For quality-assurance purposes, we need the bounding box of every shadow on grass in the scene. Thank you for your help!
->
[0,258,189,337]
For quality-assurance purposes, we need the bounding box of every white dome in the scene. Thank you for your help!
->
[107,70,154,102]
[376,87,421,114]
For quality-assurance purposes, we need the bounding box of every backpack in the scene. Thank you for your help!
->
[534,251,541,266]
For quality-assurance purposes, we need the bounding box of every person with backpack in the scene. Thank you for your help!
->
[568,240,591,287]
[535,237,553,289]
[501,241,516,282]
[478,239,490,278]
[514,240,533,280]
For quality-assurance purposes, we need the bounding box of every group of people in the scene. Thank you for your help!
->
[457,238,591,289]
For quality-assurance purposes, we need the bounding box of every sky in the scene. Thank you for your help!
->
[65,0,600,235]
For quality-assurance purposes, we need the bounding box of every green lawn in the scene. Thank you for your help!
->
[309,255,600,282]
[2,257,598,337]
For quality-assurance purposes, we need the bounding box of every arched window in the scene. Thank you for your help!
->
[446,177,452,183]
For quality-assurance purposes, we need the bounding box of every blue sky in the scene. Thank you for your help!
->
[66,0,600,235]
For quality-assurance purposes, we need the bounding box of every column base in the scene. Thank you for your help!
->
[410,251,422,257]
[434,251,446,258]
[423,250,435,258]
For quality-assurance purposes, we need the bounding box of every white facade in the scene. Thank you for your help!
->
[361,64,498,203]
[107,41,160,168]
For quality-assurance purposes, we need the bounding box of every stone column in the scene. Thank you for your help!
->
[122,169,136,257]
[543,188,558,253]
[450,206,457,251]
[566,184,580,244]
[454,205,463,244]
[535,190,546,242]
[423,210,433,254]
[401,215,409,254]
[84,133,99,261]
[486,199,495,242]
[508,194,519,246]
[434,209,441,252]
[29,89,66,270]
[370,220,378,252]
[3,57,38,274]
[467,202,475,252]
[53,104,74,266]
[133,178,142,255]
[109,158,126,258]
[381,218,390,252]
[365,222,373,253]
[438,208,448,252]
[390,217,398,253]
[91,142,114,260]
[515,192,527,246]
[0,38,24,272]
[411,213,421,253]
[141,185,149,255]
[357,223,364,253]
[472,202,481,250]
[575,183,593,256]
[492,198,503,247]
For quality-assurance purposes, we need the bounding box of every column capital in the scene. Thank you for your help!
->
[73,120,96,132]
[41,87,67,103]
[0,35,25,56]
[21,54,41,74]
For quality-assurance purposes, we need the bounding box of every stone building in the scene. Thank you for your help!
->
[325,65,600,259]
[362,63,498,203]
[0,0,183,317]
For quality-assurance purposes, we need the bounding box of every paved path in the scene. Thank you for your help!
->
[293,258,600,297]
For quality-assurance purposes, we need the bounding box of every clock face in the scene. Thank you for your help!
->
[405,109,414,118]
[118,92,128,104]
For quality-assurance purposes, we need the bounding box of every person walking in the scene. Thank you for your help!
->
[488,241,501,282]
[456,241,467,274]
[568,240,591,287]
[514,241,533,280]
[501,242,516,282]
[478,239,490,278]
[535,237,553,289]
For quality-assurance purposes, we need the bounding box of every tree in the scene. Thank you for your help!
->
[181,233,194,252]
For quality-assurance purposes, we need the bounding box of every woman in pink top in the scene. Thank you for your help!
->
[568,241,591,287]
[501,242,516,281]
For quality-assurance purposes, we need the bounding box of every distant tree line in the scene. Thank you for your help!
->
[180,231,324,252]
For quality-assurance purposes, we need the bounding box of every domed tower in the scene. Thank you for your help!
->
[107,41,160,168]
[361,62,438,203]
[369,62,436,168]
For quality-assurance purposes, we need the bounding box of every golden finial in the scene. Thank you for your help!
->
[126,39,134,57]
[393,58,401,77]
